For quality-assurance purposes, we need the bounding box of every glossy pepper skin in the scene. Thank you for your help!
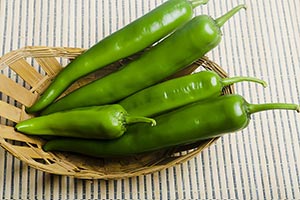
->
[42,94,300,157]
[41,5,246,115]
[119,70,267,117]
[16,105,156,139]
[26,0,209,114]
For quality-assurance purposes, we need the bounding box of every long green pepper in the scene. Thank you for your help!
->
[41,5,246,115]
[119,70,267,117]
[43,94,300,157]
[16,105,156,139]
[26,0,209,114]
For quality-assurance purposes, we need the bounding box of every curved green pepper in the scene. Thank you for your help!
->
[41,5,246,115]
[26,0,209,114]
[16,105,156,139]
[119,70,267,117]
[42,94,300,157]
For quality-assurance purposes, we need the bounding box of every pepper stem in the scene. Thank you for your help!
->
[189,0,209,8]
[125,115,156,126]
[221,76,267,88]
[247,103,300,115]
[215,4,246,28]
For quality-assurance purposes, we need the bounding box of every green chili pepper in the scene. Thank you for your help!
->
[26,0,209,114]
[16,105,156,139]
[42,94,300,157]
[119,70,267,117]
[41,5,246,115]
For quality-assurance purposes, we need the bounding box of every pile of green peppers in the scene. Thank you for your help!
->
[16,0,299,158]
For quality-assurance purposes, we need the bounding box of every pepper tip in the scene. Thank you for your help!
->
[150,119,157,127]
[25,106,31,114]
[215,4,247,28]
[262,81,268,88]
[190,0,209,8]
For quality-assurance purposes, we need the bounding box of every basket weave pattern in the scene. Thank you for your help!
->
[0,46,233,179]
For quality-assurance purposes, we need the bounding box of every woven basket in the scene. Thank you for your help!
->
[0,46,234,179]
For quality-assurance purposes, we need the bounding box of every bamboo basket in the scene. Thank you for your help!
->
[0,46,234,179]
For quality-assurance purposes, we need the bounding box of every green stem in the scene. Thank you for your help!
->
[190,0,209,8]
[125,116,156,126]
[221,76,268,88]
[247,103,300,115]
[215,4,246,28]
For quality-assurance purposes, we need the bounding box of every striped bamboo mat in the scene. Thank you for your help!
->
[0,0,299,199]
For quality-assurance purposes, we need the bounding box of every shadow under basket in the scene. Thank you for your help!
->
[0,46,234,180]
